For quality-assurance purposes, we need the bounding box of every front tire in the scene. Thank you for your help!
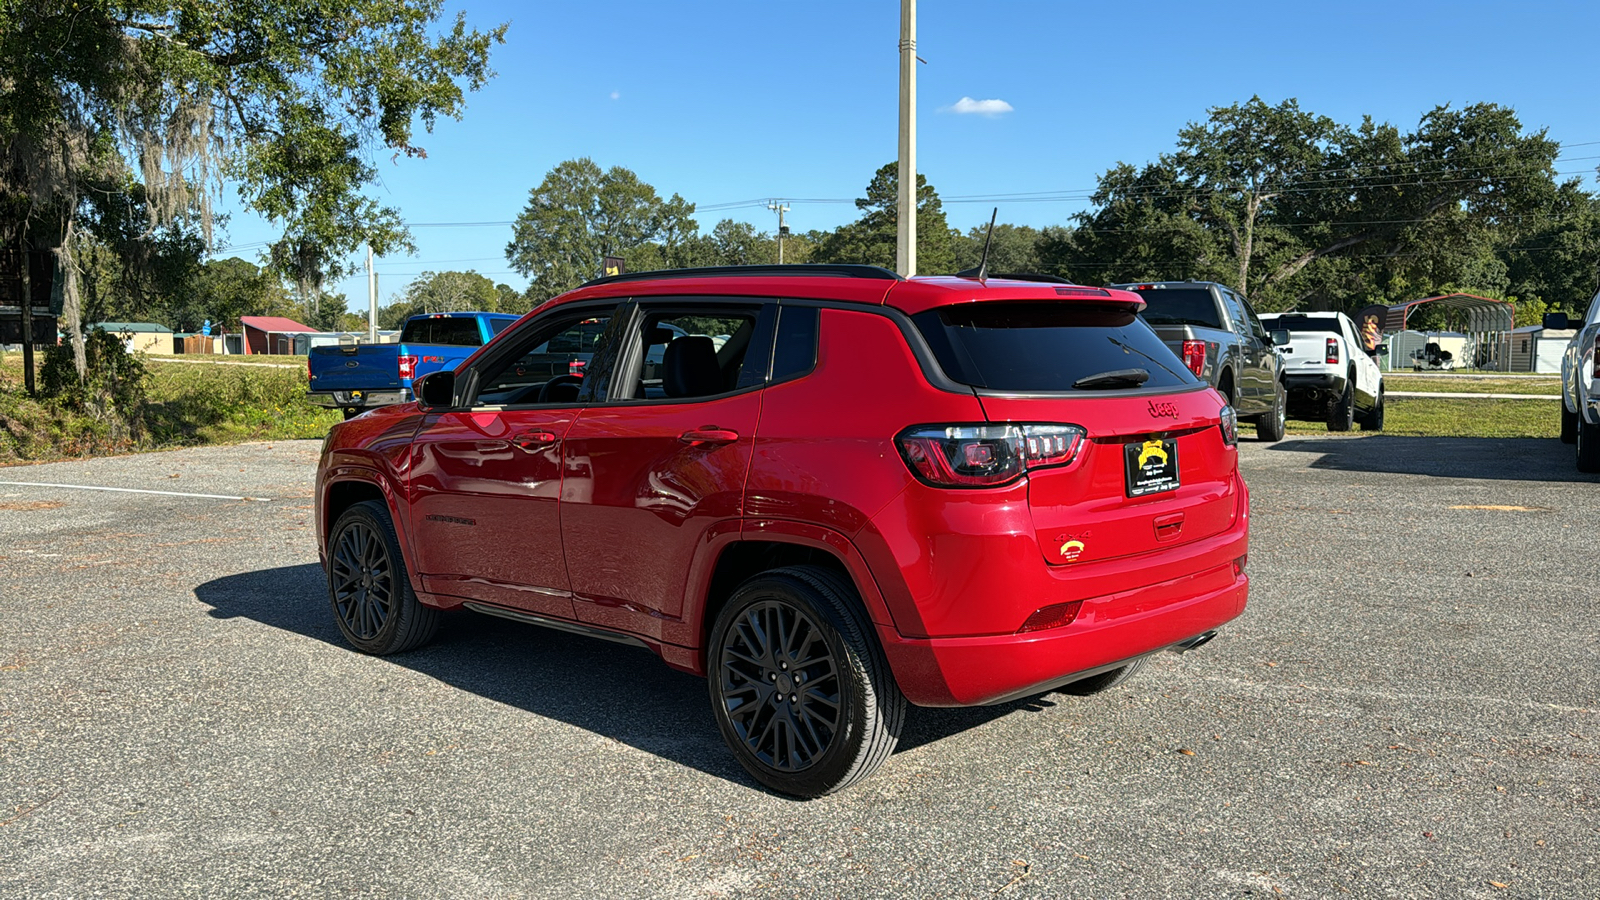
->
[1327,380,1355,432]
[1578,414,1600,474]
[326,500,439,655]
[708,566,905,798]
[1254,379,1286,442]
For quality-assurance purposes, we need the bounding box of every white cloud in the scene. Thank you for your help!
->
[609,91,620,100]
[945,96,1014,117]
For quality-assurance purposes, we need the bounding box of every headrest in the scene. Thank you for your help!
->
[662,336,721,398]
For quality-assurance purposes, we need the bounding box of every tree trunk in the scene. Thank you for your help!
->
[54,218,88,380]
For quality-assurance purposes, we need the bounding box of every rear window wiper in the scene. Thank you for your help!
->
[1072,367,1150,390]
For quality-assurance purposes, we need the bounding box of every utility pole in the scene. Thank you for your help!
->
[897,0,917,277]
[365,244,377,343]
[767,201,790,264]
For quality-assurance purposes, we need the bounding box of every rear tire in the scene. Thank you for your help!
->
[1061,657,1147,696]
[1254,379,1286,442]
[1359,385,1386,431]
[1327,380,1355,432]
[326,500,439,655]
[1560,402,1578,444]
[707,565,905,798]
[1578,415,1600,474]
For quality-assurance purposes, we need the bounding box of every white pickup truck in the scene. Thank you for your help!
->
[1549,301,1600,472]
[1260,312,1385,431]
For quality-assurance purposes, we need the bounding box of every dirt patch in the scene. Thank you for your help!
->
[0,501,66,511]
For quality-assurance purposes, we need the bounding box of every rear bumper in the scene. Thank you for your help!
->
[309,388,410,409]
[880,565,1246,706]
[1283,372,1339,392]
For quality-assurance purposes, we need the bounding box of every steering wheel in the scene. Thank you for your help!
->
[537,373,583,404]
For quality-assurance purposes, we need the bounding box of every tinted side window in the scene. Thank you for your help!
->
[771,306,819,382]
[1218,290,1251,336]
[474,310,617,405]
[489,317,516,335]
[913,302,1197,392]
[622,308,762,400]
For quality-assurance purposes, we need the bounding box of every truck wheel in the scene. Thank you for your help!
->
[1578,416,1600,473]
[1255,379,1286,442]
[326,500,439,655]
[708,565,905,798]
[1327,381,1355,432]
[1359,385,1386,431]
[1060,657,1146,696]
[1560,402,1578,444]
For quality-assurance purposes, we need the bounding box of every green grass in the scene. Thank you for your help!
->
[0,352,339,465]
[1387,377,1561,395]
[1265,397,1558,439]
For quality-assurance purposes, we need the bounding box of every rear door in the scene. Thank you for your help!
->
[912,301,1241,568]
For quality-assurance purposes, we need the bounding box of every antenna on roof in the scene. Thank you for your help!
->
[975,208,998,282]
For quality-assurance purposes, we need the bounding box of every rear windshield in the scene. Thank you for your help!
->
[912,303,1197,392]
[1265,315,1341,335]
[400,317,485,346]
[1130,288,1223,329]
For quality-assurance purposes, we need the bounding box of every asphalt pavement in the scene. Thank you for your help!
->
[1,436,1596,898]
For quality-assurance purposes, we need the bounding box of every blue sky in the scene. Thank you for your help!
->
[216,0,1600,309]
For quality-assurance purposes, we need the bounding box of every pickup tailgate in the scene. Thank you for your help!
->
[1275,334,1338,375]
[308,344,402,393]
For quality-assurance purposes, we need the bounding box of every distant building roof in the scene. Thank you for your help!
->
[93,322,172,334]
[239,315,315,333]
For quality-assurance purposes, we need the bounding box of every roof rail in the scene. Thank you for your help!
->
[581,264,903,288]
[953,268,1074,284]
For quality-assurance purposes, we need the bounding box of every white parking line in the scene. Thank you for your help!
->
[0,481,272,502]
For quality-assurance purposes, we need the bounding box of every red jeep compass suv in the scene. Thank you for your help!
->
[315,264,1250,797]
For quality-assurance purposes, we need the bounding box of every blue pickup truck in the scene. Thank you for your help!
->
[307,312,519,419]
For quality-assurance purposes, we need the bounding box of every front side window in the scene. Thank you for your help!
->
[473,309,617,406]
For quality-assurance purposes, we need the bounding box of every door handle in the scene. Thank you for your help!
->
[679,427,739,445]
[512,431,559,451]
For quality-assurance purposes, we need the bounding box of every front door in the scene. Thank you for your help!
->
[406,304,624,617]
[559,303,772,639]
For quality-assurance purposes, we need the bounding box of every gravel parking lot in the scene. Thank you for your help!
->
[2,437,1596,898]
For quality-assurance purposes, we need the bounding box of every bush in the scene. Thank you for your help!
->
[37,330,150,443]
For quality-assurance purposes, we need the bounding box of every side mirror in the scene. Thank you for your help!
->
[1542,312,1570,330]
[415,371,456,411]
[1269,329,1290,348]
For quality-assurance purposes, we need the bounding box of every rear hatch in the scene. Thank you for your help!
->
[912,298,1241,567]
[308,344,402,393]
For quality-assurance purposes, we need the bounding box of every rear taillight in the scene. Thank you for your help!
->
[1181,340,1206,377]
[896,423,1085,488]
[1325,338,1339,365]
[569,358,588,376]
[1219,404,1238,446]
[398,355,417,380]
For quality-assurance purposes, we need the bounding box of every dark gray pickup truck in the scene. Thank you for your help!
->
[1112,280,1287,442]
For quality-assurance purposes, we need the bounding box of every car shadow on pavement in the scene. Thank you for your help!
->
[194,564,1050,792]
[1267,435,1599,482]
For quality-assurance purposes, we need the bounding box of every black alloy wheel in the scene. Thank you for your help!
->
[708,566,904,798]
[326,500,439,655]
[717,599,842,773]
[330,517,395,641]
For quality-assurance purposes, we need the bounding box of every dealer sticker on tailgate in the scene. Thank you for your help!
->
[1125,438,1180,497]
